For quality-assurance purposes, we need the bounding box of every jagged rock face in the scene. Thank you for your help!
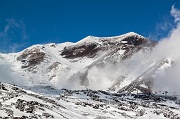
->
[60,34,156,59]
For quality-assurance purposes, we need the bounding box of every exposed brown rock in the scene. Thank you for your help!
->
[60,35,156,59]
[17,47,45,70]
[61,43,98,58]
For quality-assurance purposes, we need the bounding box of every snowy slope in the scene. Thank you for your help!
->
[0,82,179,119]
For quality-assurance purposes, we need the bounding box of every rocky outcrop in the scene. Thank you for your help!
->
[61,43,99,58]
[60,34,156,59]
[17,46,45,72]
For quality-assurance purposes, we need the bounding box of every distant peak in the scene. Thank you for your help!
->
[124,32,138,35]
[85,35,95,38]
[120,32,144,37]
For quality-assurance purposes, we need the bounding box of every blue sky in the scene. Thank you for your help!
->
[0,0,180,52]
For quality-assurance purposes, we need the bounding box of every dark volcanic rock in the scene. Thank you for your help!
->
[60,34,156,59]
[17,46,45,70]
[61,43,99,58]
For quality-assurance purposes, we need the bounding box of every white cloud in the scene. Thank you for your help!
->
[147,6,180,96]
[171,5,180,23]
[0,59,29,86]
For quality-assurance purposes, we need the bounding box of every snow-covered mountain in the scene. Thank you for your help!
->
[0,32,179,118]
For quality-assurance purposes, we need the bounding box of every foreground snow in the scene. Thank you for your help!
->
[0,82,179,119]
